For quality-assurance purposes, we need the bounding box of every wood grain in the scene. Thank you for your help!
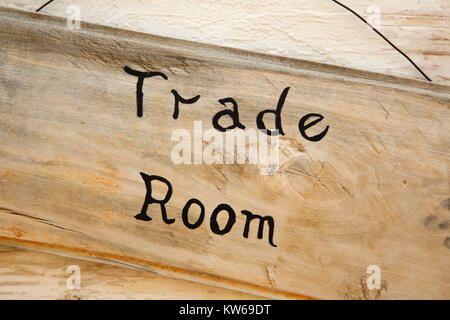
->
[0,7,449,299]
[0,245,266,299]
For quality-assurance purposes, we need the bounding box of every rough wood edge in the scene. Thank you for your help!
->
[0,244,271,300]
[0,236,316,300]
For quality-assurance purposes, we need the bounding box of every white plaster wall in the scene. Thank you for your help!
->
[1,0,449,83]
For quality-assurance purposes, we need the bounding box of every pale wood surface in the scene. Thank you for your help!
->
[0,7,449,299]
[0,0,449,84]
[0,245,265,299]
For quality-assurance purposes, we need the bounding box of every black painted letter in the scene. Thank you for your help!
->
[212,98,245,132]
[241,210,277,247]
[182,198,205,229]
[298,113,329,142]
[210,204,236,235]
[256,87,289,136]
[135,172,175,224]
[124,66,168,117]
[170,89,201,119]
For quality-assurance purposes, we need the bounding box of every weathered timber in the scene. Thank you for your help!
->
[0,7,449,299]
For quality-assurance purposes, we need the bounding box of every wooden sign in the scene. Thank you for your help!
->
[0,7,449,299]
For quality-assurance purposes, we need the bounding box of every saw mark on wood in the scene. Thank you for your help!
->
[0,207,83,235]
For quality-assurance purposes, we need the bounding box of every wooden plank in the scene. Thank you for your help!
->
[0,245,266,299]
[1,0,449,84]
[0,7,449,299]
